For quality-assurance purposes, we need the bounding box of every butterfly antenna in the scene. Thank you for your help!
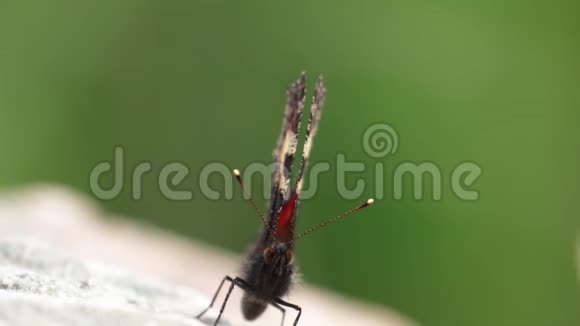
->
[233,169,267,225]
[291,198,375,243]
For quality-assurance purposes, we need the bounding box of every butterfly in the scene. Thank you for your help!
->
[196,72,374,326]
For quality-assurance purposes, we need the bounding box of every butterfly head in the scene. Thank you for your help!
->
[263,242,294,275]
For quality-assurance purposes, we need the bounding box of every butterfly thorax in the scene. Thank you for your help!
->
[242,240,296,299]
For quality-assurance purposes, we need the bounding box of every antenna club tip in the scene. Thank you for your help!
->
[233,169,241,177]
[366,198,375,205]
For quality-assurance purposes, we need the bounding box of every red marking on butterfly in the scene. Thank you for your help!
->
[275,192,298,242]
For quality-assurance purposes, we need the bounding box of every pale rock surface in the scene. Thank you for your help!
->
[0,239,217,326]
[0,185,415,326]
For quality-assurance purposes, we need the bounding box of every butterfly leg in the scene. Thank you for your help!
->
[274,297,302,326]
[196,275,251,326]
[270,301,287,326]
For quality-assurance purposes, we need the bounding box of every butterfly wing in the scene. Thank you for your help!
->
[266,73,307,243]
[273,75,327,244]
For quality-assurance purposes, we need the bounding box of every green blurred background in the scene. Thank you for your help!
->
[1,1,579,325]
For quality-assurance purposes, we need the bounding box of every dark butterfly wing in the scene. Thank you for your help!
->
[273,75,327,244]
[266,73,307,243]
[295,75,326,196]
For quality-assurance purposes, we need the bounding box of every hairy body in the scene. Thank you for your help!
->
[240,241,296,320]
